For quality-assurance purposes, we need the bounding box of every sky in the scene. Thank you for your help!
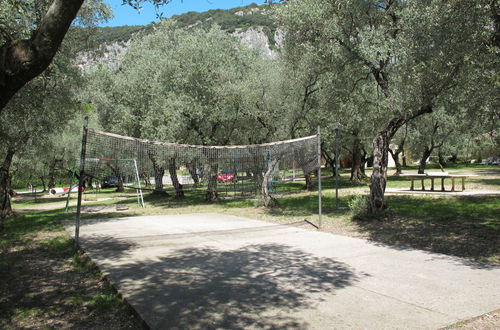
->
[102,0,267,27]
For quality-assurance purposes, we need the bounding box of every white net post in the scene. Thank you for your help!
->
[133,159,145,207]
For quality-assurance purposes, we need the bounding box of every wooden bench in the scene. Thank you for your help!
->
[399,172,478,192]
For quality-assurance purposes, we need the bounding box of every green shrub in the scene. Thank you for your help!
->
[348,194,370,220]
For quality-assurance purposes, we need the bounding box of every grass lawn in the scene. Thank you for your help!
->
[0,207,145,329]
[1,165,499,328]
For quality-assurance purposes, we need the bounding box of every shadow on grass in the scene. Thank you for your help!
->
[1,207,141,248]
[0,233,141,329]
[471,177,500,187]
[78,233,359,328]
[260,194,350,218]
[1,209,68,246]
[354,196,500,266]
[0,206,144,328]
[12,195,69,206]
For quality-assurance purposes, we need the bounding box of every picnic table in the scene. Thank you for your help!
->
[399,172,478,192]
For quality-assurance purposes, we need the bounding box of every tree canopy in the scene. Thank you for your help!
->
[277,0,498,212]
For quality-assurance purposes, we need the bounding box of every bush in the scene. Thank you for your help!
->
[348,194,370,220]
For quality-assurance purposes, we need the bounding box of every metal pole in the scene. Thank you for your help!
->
[75,116,89,251]
[65,168,77,212]
[317,126,322,229]
[133,159,145,208]
[335,122,340,210]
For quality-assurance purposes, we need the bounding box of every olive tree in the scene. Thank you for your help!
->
[0,0,174,112]
[83,22,259,200]
[278,0,497,213]
[0,47,82,225]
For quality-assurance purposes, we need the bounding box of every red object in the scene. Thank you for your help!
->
[218,170,237,183]
[62,186,85,192]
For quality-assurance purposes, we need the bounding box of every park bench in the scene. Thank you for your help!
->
[399,172,478,192]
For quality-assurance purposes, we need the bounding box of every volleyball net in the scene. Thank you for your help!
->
[82,128,320,201]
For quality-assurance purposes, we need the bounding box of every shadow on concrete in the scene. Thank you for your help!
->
[85,241,359,329]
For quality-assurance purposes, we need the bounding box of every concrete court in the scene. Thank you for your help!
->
[65,213,500,329]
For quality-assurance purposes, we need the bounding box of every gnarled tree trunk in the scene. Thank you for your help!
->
[168,158,184,199]
[389,148,402,175]
[187,161,200,187]
[350,133,363,184]
[303,173,314,191]
[148,152,166,195]
[438,150,447,168]
[389,124,407,175]
[153,165,165,194]
[0,149,15,229]
[360,147,367,176]
[322,147,336,175]
[48,159,57,190]
[418,146,433,174]
[369,115,411,213]
[115,173,124,193]
[205,163,219,202]
[262,157,279,207]
[39,176,47,192]
[369,131,391,213]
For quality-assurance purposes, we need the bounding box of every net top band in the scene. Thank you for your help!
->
[89,128,318,149]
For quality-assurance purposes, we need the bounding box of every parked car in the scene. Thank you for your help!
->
[218,170,237,183]
[102,176,119,188]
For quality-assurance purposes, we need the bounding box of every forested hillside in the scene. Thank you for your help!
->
[89,3,277,50]
[74,3,280,69]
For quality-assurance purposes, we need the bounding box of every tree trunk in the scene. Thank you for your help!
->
[0,149,15,228]
[116,175,124,192]
[369,131,392,213]
[262,157,279,207]
[303,173,314,191]
[322,149,336,175]
[148,152,166,195]
[153,165,165,194]
[350,135,363,184]
[418,147,433,174]
[187,161,200,187]
[360,149,367,176]
[388,148,402,175]
[106,162,124,192]
[48,159,57,189]
[39,176,47,193]
[143,174,151,186]
[449,153,458,164]
[168,158,184,199]
[438,150,447,168]
[250,149,264,193]
[205,163,219,202]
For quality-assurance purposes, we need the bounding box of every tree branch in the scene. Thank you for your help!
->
[0,0,85,112]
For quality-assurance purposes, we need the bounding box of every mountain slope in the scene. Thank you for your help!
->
[76,3,281,69]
